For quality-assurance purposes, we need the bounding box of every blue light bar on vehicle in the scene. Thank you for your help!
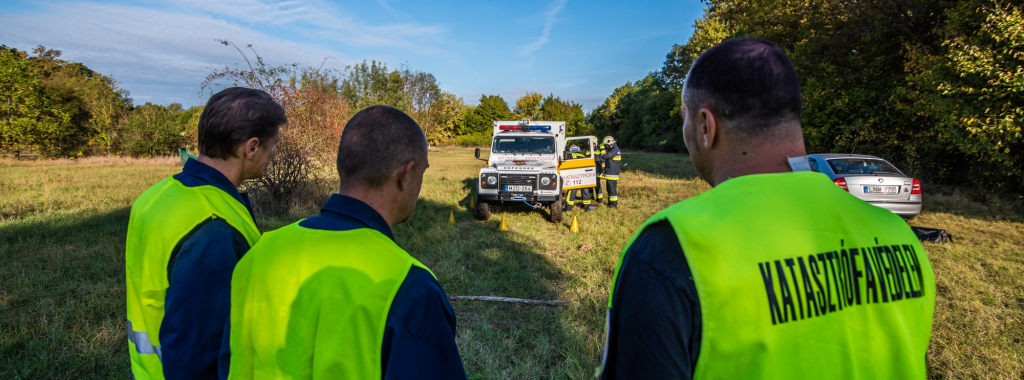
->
[498,125,552,132]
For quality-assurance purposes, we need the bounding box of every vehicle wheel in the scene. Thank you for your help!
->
[476,200,492,220]
[549,196,563,223]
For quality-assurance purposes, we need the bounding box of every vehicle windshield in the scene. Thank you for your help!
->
[826,158,904,175]
[492,136,556,154]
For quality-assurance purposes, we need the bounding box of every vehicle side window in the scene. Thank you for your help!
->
[808,157,820,172]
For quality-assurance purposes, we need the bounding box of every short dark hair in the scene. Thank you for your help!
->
[683,37,802,137]
[197,87,287,159]
[337,106,428,189]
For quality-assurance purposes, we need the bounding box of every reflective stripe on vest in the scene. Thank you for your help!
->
[607,172,935,379]
[228,224,433,379]
[128,320,162,358]
[603,174,619,180]
[126,177,260,380]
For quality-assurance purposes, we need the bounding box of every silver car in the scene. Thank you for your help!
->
[807,154,922,219]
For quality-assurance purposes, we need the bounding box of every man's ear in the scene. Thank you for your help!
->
[393,160,416,191]
[242,137,260,159]
[699,108,718,149]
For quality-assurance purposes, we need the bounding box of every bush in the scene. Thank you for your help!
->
[199,41,353,215]
[454,132,491,147]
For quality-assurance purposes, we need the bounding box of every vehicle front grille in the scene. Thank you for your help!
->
[499,174,536,187]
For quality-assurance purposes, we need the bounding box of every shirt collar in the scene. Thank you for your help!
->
[181,158,246,206]
[319,194,395,241]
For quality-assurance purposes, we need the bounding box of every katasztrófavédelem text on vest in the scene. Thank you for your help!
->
[758,239,927,325]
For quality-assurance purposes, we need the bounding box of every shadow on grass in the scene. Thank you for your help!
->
[396,198,588,378]
[0,208,133,379]
[460,178,476,212]
[0,195,591,378]
[921,190,1024,224]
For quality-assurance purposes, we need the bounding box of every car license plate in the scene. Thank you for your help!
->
[863,185,899,194]
[506,185,532,192]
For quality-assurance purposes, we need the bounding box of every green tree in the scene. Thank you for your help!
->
[905,2,1024,188]
[400,68,442,135]
[539,94,589,136]
[424,92,467,145]
[0,46,49,158]
[459,95,512,136]
[339,61,410,111]
[118,103,197,157]
[588,74,683,152]
[594,0,1024,191]
[512,92,543,120]
[0,45,128,158]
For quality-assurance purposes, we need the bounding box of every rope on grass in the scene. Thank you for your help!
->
[448,295,569,306]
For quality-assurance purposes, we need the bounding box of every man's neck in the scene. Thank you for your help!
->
[197,155,245,188]
[712,144,807,186]
[339,187,397,227]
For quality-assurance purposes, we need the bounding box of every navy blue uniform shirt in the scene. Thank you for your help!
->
[161,158,255,380]
[600,220,702,380]
[293,194,467,380]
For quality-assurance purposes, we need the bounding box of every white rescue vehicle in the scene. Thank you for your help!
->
[473,119,598,223]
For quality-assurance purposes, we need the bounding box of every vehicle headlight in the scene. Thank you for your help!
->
[540,176,551,186]
[486,176,497,185]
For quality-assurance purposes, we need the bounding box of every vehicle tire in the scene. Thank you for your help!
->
[476,200,492,220]
[549,196,563,223]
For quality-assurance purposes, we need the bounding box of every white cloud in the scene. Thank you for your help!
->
[175,0,447,49]
[0,0,451,105]
[519,0,569,57]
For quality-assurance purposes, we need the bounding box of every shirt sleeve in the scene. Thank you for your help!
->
[160,218,250,380]
[381,267,468,380]
[600,220,701,380]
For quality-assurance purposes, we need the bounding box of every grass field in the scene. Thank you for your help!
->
[1,148,1022,379]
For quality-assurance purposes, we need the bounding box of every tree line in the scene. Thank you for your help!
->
[1,42,589,161]
[589,0,1024,193]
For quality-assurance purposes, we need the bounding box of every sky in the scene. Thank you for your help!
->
[0,0,704,112]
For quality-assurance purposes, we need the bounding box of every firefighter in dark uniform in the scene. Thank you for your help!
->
[564,145,594,212]
[599,136,622,207]
[594,137,605,203]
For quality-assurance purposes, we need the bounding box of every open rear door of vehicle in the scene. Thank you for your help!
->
[559,136,598,190]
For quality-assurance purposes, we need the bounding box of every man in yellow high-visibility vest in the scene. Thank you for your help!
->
[227,105,467,379]
[126,87,285,380]
[599,38,936,379]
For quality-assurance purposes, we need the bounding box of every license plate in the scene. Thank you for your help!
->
[863,185,899,194]
[505,185,532,192]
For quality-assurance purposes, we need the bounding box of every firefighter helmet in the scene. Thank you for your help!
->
[603,136,616,145]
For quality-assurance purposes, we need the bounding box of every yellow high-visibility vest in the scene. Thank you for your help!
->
[126,177,260,380]
[609,171,935,379]
[228,223,433,379]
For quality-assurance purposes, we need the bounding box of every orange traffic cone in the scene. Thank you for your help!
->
[448,210,456,224]
[499,213,509,231]
[570,215,579,232]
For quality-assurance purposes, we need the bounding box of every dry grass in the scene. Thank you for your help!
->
[917,192,1024,379]
[0,148,1021,379]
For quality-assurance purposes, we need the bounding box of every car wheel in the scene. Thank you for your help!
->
[476,200,492,221]
[549,196,563,223]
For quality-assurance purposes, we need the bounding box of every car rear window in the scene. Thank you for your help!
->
[826,158,904,175]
